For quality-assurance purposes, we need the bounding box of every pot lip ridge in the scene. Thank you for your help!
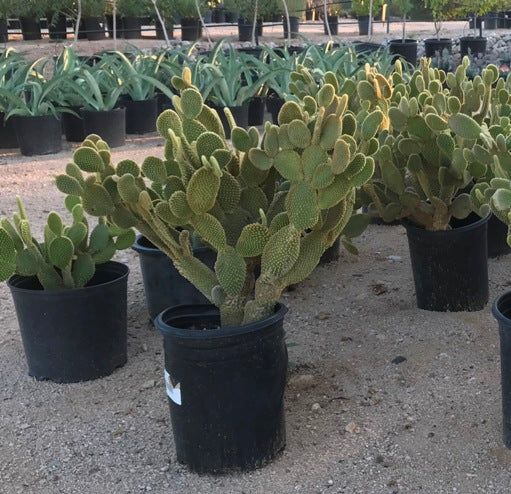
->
[493,291,511,324]
[155,302,288,340]
[402,212,490,235]
[132,234,212,256]
[7,260,129,295]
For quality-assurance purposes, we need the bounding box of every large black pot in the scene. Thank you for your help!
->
[404,213,489,311]
[266,94,285,125]
[484,12,499,30]
[106,14,124,38]
[181,18,201,41]
[155,19,174,40]
[282,16,299,38]
[210,103,249,139]
[488,213,511,258]
[13,115,61,156]
[460,36,487,57]
[324,16,338,35]
[132,236,216,322]
[122,16,142,39]
[389,39,418,66]
[424,38,452,57]
[0,18,7,42]
[8,261,129,383]
[124,97,158,134]
[155,303,288,473]
[248,96,266,126]
[493,291,511,448]
[0,112,18,149]
[238,18,254,41]
[19,16,41,40]
[81,107,126,148]
[156,90,174,114]
[358,16,372,36]
[83,17,105,40]
[62,107,85,142]
[469,15,482,29]
[47,13,67,39]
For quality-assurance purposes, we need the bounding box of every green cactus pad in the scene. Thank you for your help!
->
[215,247,246,296]
[15,248,38,277]
[48,236,74,269]
[65,163,85,185]
[302,144,328,180]
[288,120,312,149]
[193,213,227,251]
[169,191,193,219]
[82,184,115,217]
[91,239,117,264]
[66,222,87,247]
[361,111,384,140]
[218,172,241,213]
[47,212,63,235]
[89,224,110,253]
[0,227,16,279]
[111,206,137,228]
[0,219,23,252]
[278,101,303,125]
[448,113,481,139]
[157,110,183,139]
[71,253,95,287]
[117,160,140,177]
[141,157,167,184]
[286,183,319,230]
[319,114,342,151]
[186,168,220,214]
[115,230,136,250]
[196,132,225,158]
[273,150,303,181]
[183,119,207,143]
[231,127,252,153]
[260,224,301,279]
[318,174,352,209]
[73,147,105,173]
[55,175,84,196]
[181,88,204,119]
[235,223,271,257]
[248,149,272,171]
[331,140,351,174]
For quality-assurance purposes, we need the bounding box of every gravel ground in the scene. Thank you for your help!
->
[2,24,511,493]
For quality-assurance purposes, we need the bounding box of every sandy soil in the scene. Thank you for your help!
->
[2,24,511,494]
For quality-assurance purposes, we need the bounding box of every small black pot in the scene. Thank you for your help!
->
[19,16,41,41]
[225,11,239,23]
[212,8,226,23]
[389,39,418,66]
[62,107,85,142]
[493,291,511,448]
[488,214,511,258]
[320,237,340,264]
[460,36,487,57]
[324,16,339,36]
[8,261,129,383]
[283,16,299,38]
[156,19,174,40]
[266,94,285,125]
[358,16,372,36]
[484,12,498,30]
[238,18,254,42]
[81,107,126,148]
[155,303,288,473]
[124,97,158,134]
[248,96,266,126]
[122,16,142,39]
[47,13,67,39]
[132,236,216,322]
[83,17,105,40]
[13,115,61,156]
[210,103,249,139]
[469,15,482,29]
[404,213,489,312]
[106,14,124,38]
[424,38,452,57]
[181,18,201,41]
[0,112,18,149]
[0,18,8,42]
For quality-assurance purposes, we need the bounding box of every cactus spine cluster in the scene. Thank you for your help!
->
[0,196,134,290]
[54,67,376,326]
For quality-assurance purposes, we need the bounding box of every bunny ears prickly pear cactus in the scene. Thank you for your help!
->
[55,68,376,327]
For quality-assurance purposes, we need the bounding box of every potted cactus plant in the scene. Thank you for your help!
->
[0,188,134,383]
[361,57,501,311]
[54,66,377,473]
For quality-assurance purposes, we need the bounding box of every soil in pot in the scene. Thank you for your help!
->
[47,13,67,39]
[248,96,266,126]
[155,303,288,473]
[460,37,487,57]
[122,16,142,39]
[83,17,105,40]
[81,107,126,148]
[424,38,452,57]
[124,98,158,134]
[210,103,249,139]
[62,108,85,142]
[404,213,489,312]
[488,213,511,258]
[8,261,129,383]
[0,112,18,149]
[389,39,418,66]
[357,16,372,36]
[283,16,299,38]
[132,236,216,322]
[19,16,41,40]
[13,115,61,156]
[181,18,201,41]
[266,93,285,125]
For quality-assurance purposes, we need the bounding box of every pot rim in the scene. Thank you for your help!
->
[424,37,452,43]
[7,260,129,296]
[155,302,288,339]
[132,234,212,257]
[403,212,490,235]
[389,38,418,44]
[493,291,511,324]
[459,36,487,41]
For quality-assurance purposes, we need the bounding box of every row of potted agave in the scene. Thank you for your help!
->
[3,57,511,473]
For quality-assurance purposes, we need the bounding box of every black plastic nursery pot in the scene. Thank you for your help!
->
[62,107,85,142]
[484,12,499,30]
[358,16,372,36]
[0,112,18,149]
[13,115,61,156]
[124,98,158,134]
[283,16,299,38]
[48,14,67,39]
[266,94,285,125]
[320,236,340,264]
[8,261,129,383]
[156,90,174,114]
[492,292,511,448]
[106,14,124,38]
[81,107,126,148]
[19,16,41,40]
[488,213,511,258]
[155,303,288,473]
[132,236,216,322]
[181,18,201,41]
[155,20,173,40]
[389,39,418,66]
[238,18,254,42]
[424,38,452,57]
[248,96,266,126]
[460,36,487,57]
[0,18,7,43]
[122,16,142,39]
[210,103,249,139]
[324,16,339,36]
[83,17,105,40]
[404,213,489,312]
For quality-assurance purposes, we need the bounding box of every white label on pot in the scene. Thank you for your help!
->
[164,369,182,405]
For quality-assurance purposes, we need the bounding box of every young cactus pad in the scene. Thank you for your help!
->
[0,196,135,290]
[55,68,376,326]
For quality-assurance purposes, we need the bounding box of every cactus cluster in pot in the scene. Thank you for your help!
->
[54,67,378,327]
[0,195,134,289]
[360,56,503,231]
